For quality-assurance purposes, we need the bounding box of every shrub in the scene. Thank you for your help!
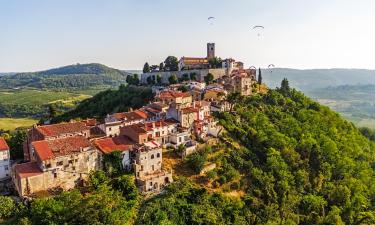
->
[0,196,15,219]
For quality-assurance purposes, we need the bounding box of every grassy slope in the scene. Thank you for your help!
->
[0,117,38,131]
[0,89,90,105]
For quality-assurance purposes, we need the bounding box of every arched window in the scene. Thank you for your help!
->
[151,154,154,159]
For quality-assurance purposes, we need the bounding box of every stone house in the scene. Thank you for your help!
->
[104,110,148,137]
[155,90,192,107]
[13,136,100,197]
[24,122,90,161]
[94,136,134,171]
[133,144,172,193]
[0,137,10,180]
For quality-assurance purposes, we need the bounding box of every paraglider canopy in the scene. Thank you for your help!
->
[268,64,275,73]
[252,26,265,36]
[208,17,215,25]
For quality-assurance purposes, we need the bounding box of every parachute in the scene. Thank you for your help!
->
[208,17,215,25]
[268,64,275,73]
[253,25,265,36]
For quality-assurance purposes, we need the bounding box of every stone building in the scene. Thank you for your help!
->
[104,110,148,137]
[24,122,90,161]
[94,136,134,170]
[133,144,172,193]
[0,137,10,180]
[13,136,100,197]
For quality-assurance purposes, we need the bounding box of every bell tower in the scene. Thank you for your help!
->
[207,43,215,59]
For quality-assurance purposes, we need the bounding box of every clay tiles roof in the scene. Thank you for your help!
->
[0,137,9,151]
[144,120,176,131]
[158,90,191,99]
[95,136,134,154]
[181,107,199,114]
[125,124,147,134]
[82,118,97,127]
[37,122,88,137]
[32,136,92,161]
[14,162,43,178]
[113,110,148,121]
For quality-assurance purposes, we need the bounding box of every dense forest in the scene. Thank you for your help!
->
[0,63,130,91]
[52,85,154,122]
[2,84,375,225]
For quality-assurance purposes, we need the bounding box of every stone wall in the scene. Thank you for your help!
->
[141,68,227,84]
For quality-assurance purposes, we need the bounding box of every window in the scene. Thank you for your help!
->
[4,165,8,171]
[46,163,51,168]
[151,154,154,159]
[157,153,160,158]
[54,173,58,179]
[57,161,63,166]
[109,127,112,131]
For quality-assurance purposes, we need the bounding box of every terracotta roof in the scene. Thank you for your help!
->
[14,162,43,178]
[82,118,97,127]
[0,137,9,151]
[124,124,147,135]
[36,122,88,137]
[94,136,133,154]
[113,110,148,121]
[32,136,92,161]
[158,90,191,99]
[181,107,199,114]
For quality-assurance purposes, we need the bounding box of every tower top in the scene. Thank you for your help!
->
[207,43,215,59]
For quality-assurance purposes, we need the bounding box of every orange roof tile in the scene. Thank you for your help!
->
[15,162,43,178]
[32,136,92,161]
[95,136,133,154]
[37,122,88,137]
[0,137,9,151]
[113,110,148,121]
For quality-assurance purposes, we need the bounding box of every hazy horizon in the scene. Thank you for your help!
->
[1,0,375,72]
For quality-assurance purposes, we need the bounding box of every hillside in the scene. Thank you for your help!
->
[53,85,154,122]
[137,88,375,224]
[263,68,375,91]
[3,86,375,224]
[0,63,130,91]
[307,84,375,128]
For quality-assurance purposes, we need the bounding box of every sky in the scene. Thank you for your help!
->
[1,0,375,72]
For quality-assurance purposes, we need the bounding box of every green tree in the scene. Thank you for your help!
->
[279,78,290,94]
[0,196,15,219]
[48,104,57,119]
[186,152,206,174]
[89,170,109,190]
[164,56,179,71]
[143,62,150,73]
[190,72,197,81]
[103,151,123,176]
[208,57,222,68]
[8,130,27,160]
[156,74,162,84]
[168,74,178,84]
[204,73,214,85]
[258,68,262,85]
[113,175,138,201]
[178,85,189,93]
[159,62,164,71]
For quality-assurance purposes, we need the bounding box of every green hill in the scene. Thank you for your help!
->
[138,88,375,224]
[263,68,375,91]
[3,86,375,224]
[52,85,154,122]
[0,63,130,91]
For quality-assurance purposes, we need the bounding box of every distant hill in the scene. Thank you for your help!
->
[0,63,131,91]
[263,68,375,91]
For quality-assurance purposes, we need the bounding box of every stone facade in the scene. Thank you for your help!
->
[134,145,172,193]
[0,138,10,180]
[13,136,100,197]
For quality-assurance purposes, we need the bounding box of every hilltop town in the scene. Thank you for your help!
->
[0,43,263,197]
